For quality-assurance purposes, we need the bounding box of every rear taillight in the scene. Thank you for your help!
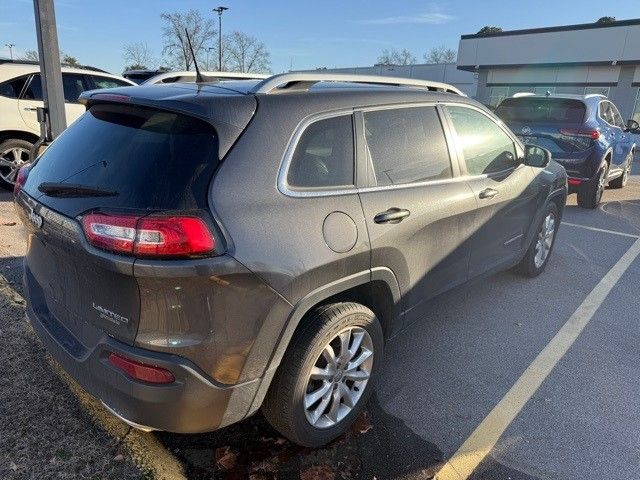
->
[568,178,582,186]
[559,128,600,140]
[13,165,31,196]
[108,353,175,384]
[82,213,216,258]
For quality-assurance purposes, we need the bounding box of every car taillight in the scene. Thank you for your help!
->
[81,213,216,257]
[568,178,582,186]
[13,165,31,196]
[559,128,600,140]
[108,353,175,384]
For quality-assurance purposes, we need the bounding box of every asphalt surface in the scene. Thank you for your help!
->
[1,159,639,479]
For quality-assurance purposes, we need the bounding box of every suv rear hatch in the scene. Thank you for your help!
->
[495,97,597,165]
[16,86,256,348]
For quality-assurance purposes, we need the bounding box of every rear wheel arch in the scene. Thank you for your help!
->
[0,130,39,145]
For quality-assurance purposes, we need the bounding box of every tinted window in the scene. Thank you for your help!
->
[495,98,586,124]
[363,106,451,186]
[608,102,625,128]
[91,76,132,89]
[287,115,354,189]
[0,76,28,98]
[22,74,43,100]
[447,106,517,175]
[62,73,86,102]
[24,104,219,215]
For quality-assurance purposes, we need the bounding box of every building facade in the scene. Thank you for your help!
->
[457,18,640,122]
[295,63,478,97]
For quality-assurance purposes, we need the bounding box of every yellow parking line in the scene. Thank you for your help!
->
[436,237,640,480]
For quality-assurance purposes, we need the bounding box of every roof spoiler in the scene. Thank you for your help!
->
[250,72,466,96]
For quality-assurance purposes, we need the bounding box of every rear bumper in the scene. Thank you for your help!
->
[26,289,260,434]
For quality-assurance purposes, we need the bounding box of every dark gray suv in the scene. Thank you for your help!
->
[14,73,567,447]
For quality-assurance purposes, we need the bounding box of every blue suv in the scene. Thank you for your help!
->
[496,94,639,208]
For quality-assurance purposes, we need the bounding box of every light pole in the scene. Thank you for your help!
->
[212,6,228,71]
[206,46,215,70]
[5,43,15,60]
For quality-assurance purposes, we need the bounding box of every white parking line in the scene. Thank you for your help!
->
[436,236,640,480]
[562,221,640,239]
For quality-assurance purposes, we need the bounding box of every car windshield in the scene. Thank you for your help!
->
[496,97,586,123]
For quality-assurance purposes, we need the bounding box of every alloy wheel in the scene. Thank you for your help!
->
[534,211,556,268]
[596,166,607,203]
[0,146,30,185]
[303,326,374,429]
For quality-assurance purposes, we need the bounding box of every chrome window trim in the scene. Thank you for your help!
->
[277,108,357,198]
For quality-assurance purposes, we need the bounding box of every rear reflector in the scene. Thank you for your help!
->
[13,165,31,196]
[568,178,582,186]
[108,353,175,384]
[559,128,600,140]
[82,213,215,257]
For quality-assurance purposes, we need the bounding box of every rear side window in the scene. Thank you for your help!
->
[25,104,219,211]
[287,115,354,189]
[0,76,28,98]
[62,73,87,103]
[447,106,517,175]
[363,106,451,186]
[90,76,132,89]
[496,98,586,124]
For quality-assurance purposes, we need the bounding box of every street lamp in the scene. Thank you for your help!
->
[206,46,215,71]
[212,6,228,71]
[5,43,15,60]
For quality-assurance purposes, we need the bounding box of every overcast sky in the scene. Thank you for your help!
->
[1,0,639,75]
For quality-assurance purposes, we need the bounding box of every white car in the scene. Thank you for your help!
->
[0,60,135,189]
[142,70,268,85]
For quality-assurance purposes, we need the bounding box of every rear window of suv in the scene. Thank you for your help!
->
[495,98,586,124]
[24,104,219,213]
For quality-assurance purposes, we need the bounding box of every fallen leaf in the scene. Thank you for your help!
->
[1,222,16,226]
[113,454,124,462]
[215,446,237,471]
[350,410,373,435]
[300,464,336,480]
[9,461,17,471]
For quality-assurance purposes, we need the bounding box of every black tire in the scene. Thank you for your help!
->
[516,202,559,277]
[0,138,33,191]
[262,302,383,447]
[577,163,607,209]
[608,153,633,189]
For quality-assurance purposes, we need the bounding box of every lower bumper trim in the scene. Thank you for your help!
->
[101,401,157,433]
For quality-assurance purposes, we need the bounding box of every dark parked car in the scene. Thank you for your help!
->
[496,93,639,208]
[14,73,567,447]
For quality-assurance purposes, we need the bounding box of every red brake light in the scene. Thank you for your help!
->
[81,213,216,257]
[13,165,31,196]
[90,93,131,103]
[559,128,600,140]
[568,178,582,186]
[108,353,175,384]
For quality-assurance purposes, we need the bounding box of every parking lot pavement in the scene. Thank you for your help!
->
[1,160,639,479]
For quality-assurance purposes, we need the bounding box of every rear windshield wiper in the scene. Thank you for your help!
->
[38,182,119,198]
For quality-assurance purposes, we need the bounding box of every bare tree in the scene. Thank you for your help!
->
[160,10,216,70]
[226,31,271,73]
[21,49,39,61]
[123,42,154,70]
[376,48,416,66]
[62,54,80,67]
[424,45,457,63]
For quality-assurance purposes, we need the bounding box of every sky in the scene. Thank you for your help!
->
[1,0,639,75]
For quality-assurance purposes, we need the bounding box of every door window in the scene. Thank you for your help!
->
[22,74,43,100]
[62,74,87,103]
[0,76,28,98]
[363,106,451,186]
[287,115,354,189]
[447,106,517,176]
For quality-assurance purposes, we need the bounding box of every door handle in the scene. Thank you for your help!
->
[479,188,499,199]
[374,208,410,224]
[23,107,38,112]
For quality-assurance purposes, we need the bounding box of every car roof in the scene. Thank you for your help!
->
[505,93,604,102]
[0,62,135,85]
[143,71,268,85]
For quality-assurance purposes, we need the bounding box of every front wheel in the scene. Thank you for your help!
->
[516,202,559,277]
[262,302,383,447]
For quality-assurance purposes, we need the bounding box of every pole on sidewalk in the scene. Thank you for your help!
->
[33,0,66,140]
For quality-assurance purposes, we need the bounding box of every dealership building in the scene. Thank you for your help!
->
[457,18,640,122]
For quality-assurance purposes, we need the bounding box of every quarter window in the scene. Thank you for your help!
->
[62,74,87,103]
[91,76,132,89]
[22,74,43,100]
[287,115,354,189]
[0,76,28,98]
[363,106,451,186]
[447,106,517,175]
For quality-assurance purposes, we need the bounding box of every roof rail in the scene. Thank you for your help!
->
[250,72,466,96]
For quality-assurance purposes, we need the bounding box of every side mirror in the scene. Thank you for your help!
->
[523,144,551,168]
[625,119,640,133]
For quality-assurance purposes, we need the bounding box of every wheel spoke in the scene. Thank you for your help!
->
[0,158,15,168]
[321,344,338,369]
[310,365,334,381]
[347,348,372,370]
[338,330,351,362]
[327,386,343,422]
[309,388,333,424]
[348,331,365,360]
[343,369,370,381]
[305,381,331,408]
